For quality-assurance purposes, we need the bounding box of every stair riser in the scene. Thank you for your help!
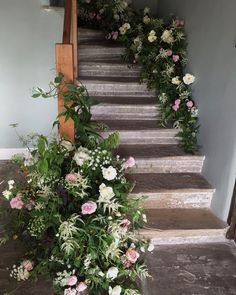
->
[101,131,179,145]
[79,65,141,78]
[78,29,104,42]
[127,158,204,173]
[130,192,213,209]
[79,47,124,61]
[139,229,227,245]
[93,114,158,120]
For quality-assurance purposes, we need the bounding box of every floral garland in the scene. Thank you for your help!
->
[78,0,199,153]
[0,76,151,295]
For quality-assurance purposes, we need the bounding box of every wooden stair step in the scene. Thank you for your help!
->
[139,208,227,245]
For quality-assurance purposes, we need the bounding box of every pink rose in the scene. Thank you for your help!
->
[166,50,172,56]
[172,55,180,62]
[124,157,135,169]
[96,14,102,21]
[64,288,77,295]
[186,100,194,108]
[176,19,185,27]
[67,275,78,286]
[125,248,140,264]
[76,282,87,292]
[123,259,133,268]
[172,104,179,112]
[10,194,24,209]
[22,260,34,271]
[120,218,131,233]
[174,99,181,106]
[112,31,119,40]
[65,173,78,183]
[81,201,97,215]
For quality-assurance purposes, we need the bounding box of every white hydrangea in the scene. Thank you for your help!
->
[161,30,174,44]
[102,166,117,181]
[172,76,181,85]
[148,30,157,43]
[183,73,196,85]
[143,15,151,24]
[73,147,90,166]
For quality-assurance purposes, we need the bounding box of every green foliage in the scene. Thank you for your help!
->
[1,74,151,294]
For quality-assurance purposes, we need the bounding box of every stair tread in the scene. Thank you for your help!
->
[79,41,123,48]
[116,144,202,158]
[79,78,145,85]
[80,76,140,83]
[144,208,226,230]
[92,96,156,105]
[95,120,161,130]
[127,173,214,193]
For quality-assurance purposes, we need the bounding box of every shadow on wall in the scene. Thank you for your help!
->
[157,0,236,221]
[50,0,65,7]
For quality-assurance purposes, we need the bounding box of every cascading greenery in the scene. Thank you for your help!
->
[78,0,199,153]
[0,75,152,295]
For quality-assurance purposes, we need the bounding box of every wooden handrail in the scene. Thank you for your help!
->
[63,0,72,44]
[55,0,78,142]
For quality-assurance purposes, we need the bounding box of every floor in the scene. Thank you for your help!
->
[1,162,236,295]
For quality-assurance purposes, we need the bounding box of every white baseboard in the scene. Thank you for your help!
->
[0,149,28,160]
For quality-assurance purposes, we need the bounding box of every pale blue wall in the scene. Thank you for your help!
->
[0,0,63,148]
[158,0,236,221]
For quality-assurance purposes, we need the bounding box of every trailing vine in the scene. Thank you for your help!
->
[78,0,199,153]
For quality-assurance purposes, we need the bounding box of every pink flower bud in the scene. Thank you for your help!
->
[186,100,194,108]
[172,55,180,62]
[124,157,135,169]
[22,260,34,271]
[10,194,24,209]
[67,275,78,286]
[76,282,87,292]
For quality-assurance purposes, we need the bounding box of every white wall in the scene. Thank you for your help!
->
[158,0,236,221]
[0,0,64,149]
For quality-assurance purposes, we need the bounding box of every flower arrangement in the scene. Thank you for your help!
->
[78,0,199,153]
[0,75,151,295]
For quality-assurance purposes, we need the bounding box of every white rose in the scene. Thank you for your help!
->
[99,183,115,202]
[148,243,155,252]
[109,285,122,295]
[73,147,90,166]
[148,35,157,42]
[161,30,174,44]
[106,267,119,280]
[143,15,150,24]
[123,23,131,30]
[183,73,196,85]
[102,166,117,181]
[119,27,126,35]
[172,76,181,85]
[60,140,74,151]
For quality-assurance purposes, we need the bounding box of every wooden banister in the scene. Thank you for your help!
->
[56,0,78,142]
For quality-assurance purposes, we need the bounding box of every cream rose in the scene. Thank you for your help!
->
[183,73,196,85]
[73,147,90,166]
[161,30,174,44]
[102,166,117,181]
[106,267,119,280]
[109,285,122,295]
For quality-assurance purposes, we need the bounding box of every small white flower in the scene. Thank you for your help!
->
[106,267,119,280]
[140,246,146,253]
[8,180,15,188]
[98,271,105,277]
[191,107,199,117]
[148,243,155,252]
[144,7,150,15]
[161,30,174,44]
[148,35,157,42]
[123,23,131,30]
[143,15,150,24]
[172,76,181,85]
[2,190,11,200]
[73,147,90,166]
[119,23,131,35]
[102,166,117,181]
[114,14,120,21]
[60,140,74,151]
[183,73,196,85]
[109,285,122,295]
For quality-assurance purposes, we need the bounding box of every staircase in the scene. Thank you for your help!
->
[78,28,227,245]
